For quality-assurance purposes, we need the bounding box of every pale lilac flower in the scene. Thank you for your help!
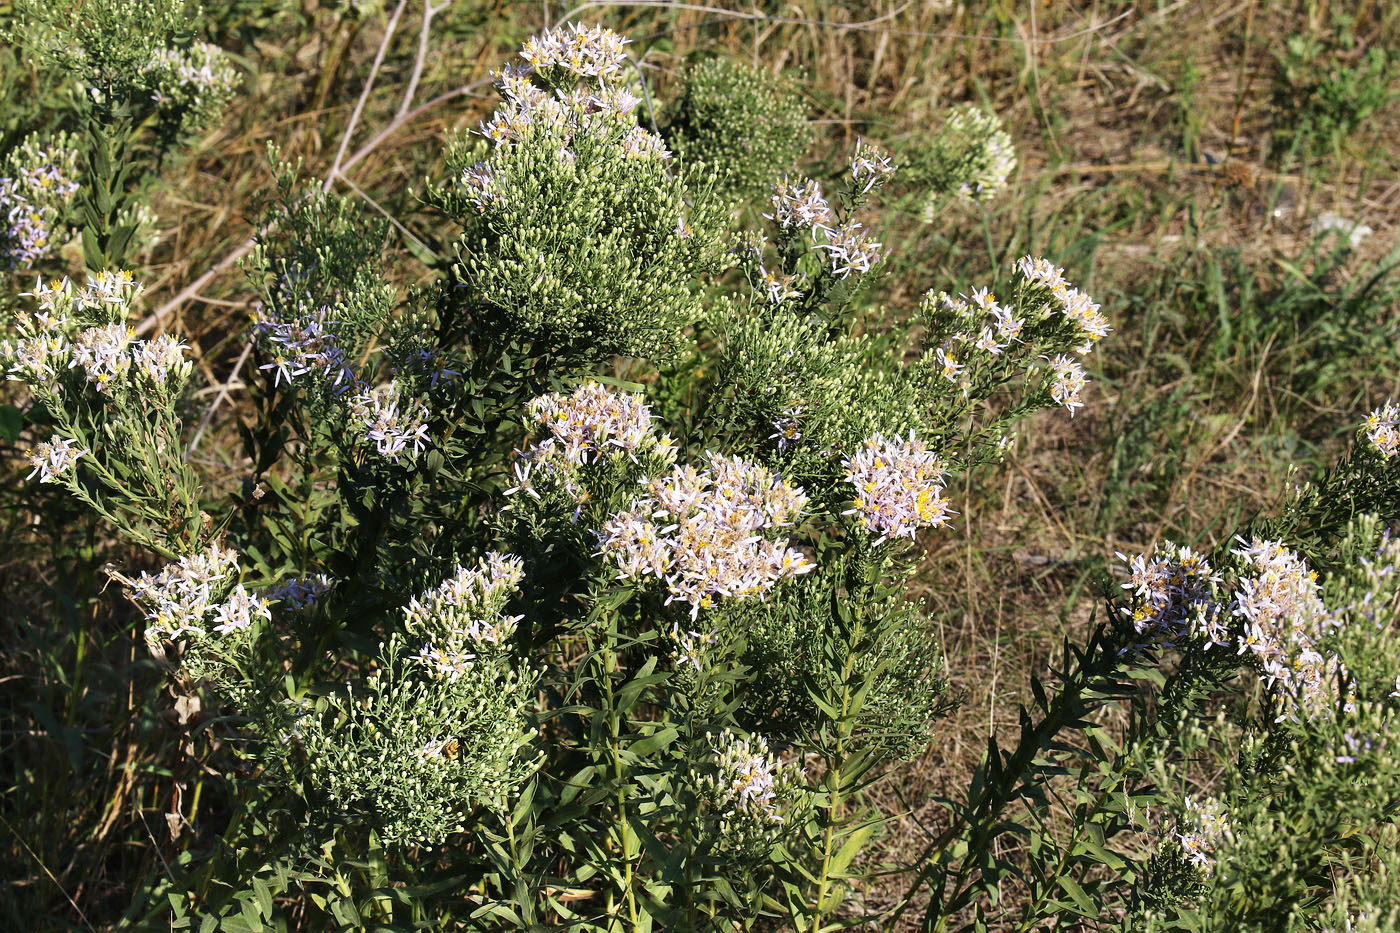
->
[265,574,333,610]
[519,22,630,79]
[765,178,832,231]
[510,383,676,498]
[850,138,895,194]
[211,584,272,635]
[402,552,525,646]
[70,323,134,395]
[125,544,244,643]
[348,381,431,461]
[1230,538,1355,722]
[1047,354,1087,415]
[26,435,85,483]
[814,222,881,278]
[843,432,953,543]
[1174,796,1232,874]
[1115,542,1223,649]
[1364,403,1400,458]
[597,454,812,618]
[710,731,788,822]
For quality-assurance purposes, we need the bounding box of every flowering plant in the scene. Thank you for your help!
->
[3,13,1399,933]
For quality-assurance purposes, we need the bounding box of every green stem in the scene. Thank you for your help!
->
[807,615,864,932]
[601,632,639,930]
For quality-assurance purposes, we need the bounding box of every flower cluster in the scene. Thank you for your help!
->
[444,22,717,364]
[921,286,1023,395]
[1364,402,1399,458]
[697,730,811,857]
[25,435,86,484]
[469,29,662,166]
[509,383,677,498]
[759,265,805,305]
[142,41,240,137]
[122,544,270,648]
[520,22,629,78]
[255,308,354,391]
[850,138,896,194]
[1335,729,1388,765]
[0,134,80,268]
[843,432,954,543]
[1016,255,1111,354]
[1232,538,1354,722]
[948,106,1015,201]
[478,80,656,155]
[264,574,334,610]
[917,260,1105,416]
[348,381,431,461]
[816,221,882,279]
[402,553,525,680]
[3,273,193,397]
[1174,796,1233,875]
[1047,354,1088,415]
[707,730,787,821]
[918,104,1015,214]
[765,172,883,278]
[597,453,813,618]
[1117,541,1226,648]
[766,177,833,231]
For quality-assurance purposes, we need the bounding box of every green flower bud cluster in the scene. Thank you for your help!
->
[666,57,810,203]
[441,38,726,365]
[297,558,539,848]
[906,103,1015,220]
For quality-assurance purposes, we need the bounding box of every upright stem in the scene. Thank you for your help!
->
[601,630,638,930]
[807,614,863,933]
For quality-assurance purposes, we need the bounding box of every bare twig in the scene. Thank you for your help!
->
[138,241,255,336]
[399,1,451,121]
[341,80,493,175]
[334,171,437,256]
[188,337,253,455]
[330,0,410,184]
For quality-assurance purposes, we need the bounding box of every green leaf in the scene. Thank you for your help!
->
[629,726,679,757]
[827,820,877,878]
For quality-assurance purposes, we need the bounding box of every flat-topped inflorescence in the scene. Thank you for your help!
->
[0,133,80,268]
[4,272,193,400]
[842,432,953,543]
[597,453,812,618]
[348,381,431,462]
[402,552,525,681]
[1116,541,1226,649]
[1017,255,1111,354]
[520,22,630,79]
[507,382,679,500]
[1231,537,1354,723]
[120,543,270,649]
